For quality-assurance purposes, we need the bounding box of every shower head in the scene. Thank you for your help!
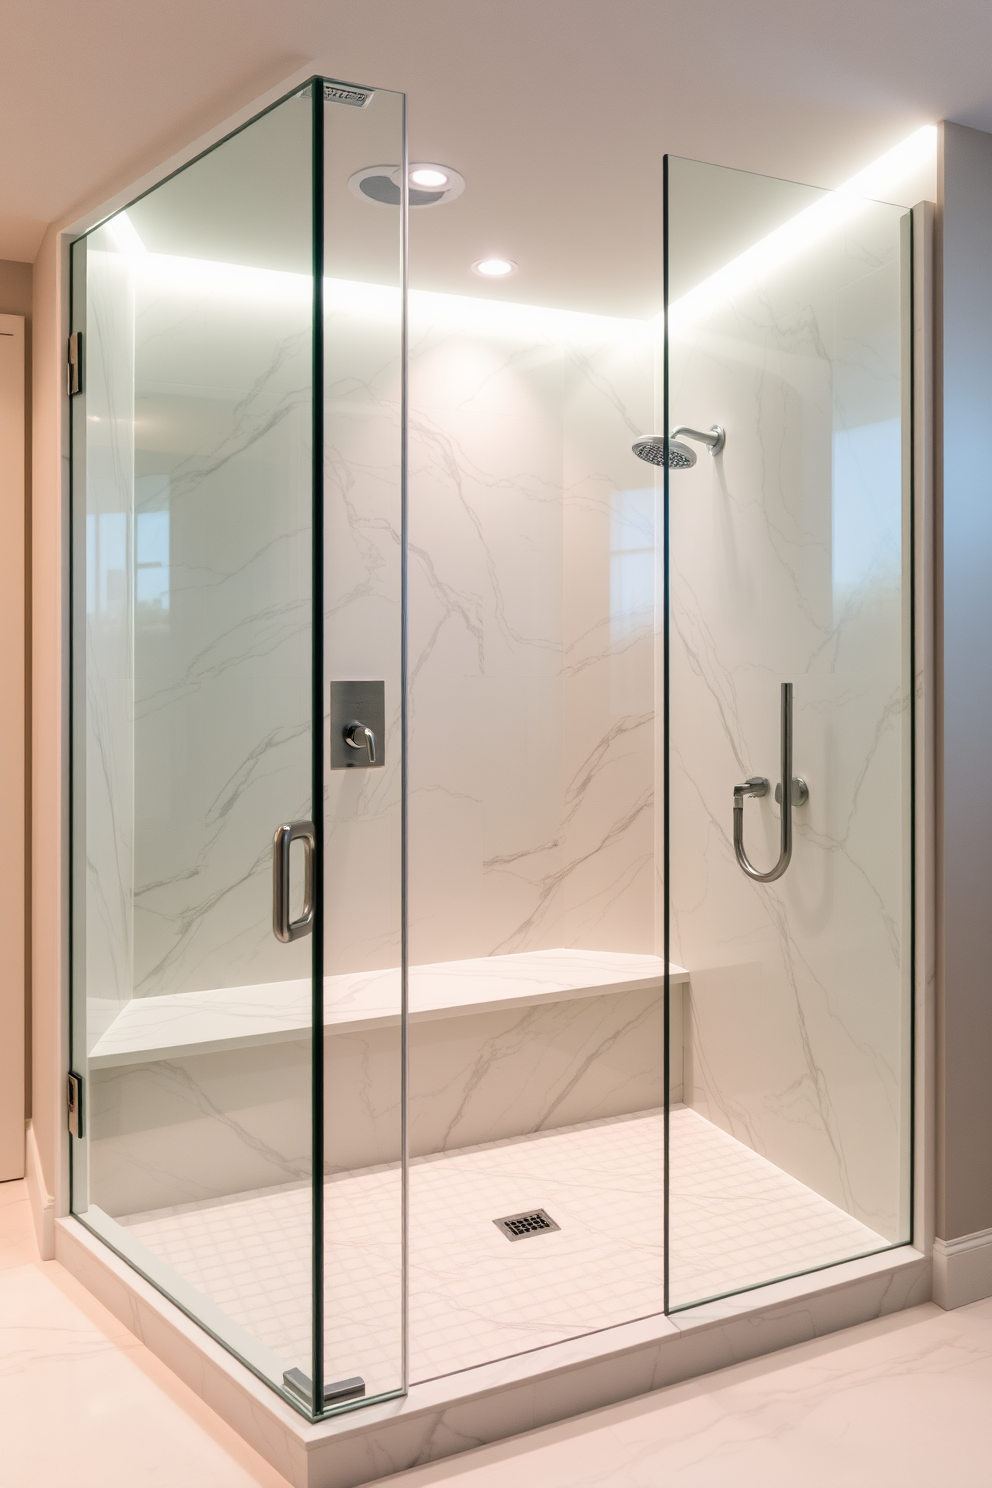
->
[631,424,726,469]
[631,436,696,469]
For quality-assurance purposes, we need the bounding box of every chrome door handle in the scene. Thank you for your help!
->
[344,722,376,764]
[272,819,316,942]
[733,683,808,883]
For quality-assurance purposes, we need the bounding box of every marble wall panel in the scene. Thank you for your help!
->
[554,332,659,953]
[668,196,913,1260]
[128,262,314,1000]
[406,297,660,965]
[323,283,403,977]
[406,305,566,965]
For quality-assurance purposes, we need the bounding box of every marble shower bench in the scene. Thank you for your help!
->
[86,949,687,1218]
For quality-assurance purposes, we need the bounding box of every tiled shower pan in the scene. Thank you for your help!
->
[55,1108,930,1488]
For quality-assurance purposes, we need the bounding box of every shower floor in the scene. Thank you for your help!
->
[118,1108,888,1398]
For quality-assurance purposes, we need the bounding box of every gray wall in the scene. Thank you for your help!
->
[936,122,992,1242]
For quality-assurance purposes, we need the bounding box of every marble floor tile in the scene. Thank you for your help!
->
[118,1108,886,1395]
[368,1299,992,1487]
[0,1181,289,1488]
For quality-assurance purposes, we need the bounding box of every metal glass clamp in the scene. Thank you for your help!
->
[272,819,316,942]
[67,1072,84,1139]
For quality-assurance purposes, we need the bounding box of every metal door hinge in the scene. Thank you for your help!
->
[67,331,82,396]
[67,1071,84,1139]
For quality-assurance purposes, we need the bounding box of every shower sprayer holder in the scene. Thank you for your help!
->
[733,683,808,883]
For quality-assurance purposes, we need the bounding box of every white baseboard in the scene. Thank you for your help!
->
[24,1121,55,1260]
[932,1226,992,1308]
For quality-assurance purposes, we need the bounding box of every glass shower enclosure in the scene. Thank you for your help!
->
[69,76,406,1414]
[68,77,914,1421]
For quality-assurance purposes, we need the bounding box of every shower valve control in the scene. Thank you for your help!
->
[344,722,377,764]
[330,680,385,770]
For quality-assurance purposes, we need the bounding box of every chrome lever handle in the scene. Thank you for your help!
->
[272,819,316,942]
[344,722,376,764]
[733,683,807,884]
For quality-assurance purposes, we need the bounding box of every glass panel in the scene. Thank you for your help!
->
[70,88,317,1401]
[405,185,668,1378]
[664,157,912,1309]
[320,83,406,1408]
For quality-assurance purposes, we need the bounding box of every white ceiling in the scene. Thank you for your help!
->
[2,0,987,307]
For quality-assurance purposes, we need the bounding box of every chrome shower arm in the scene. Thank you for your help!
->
[672,424,726,456]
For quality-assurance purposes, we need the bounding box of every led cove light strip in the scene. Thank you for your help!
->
[668,125,936,328]
[98,125,935,339]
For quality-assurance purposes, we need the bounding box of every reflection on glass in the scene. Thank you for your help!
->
[665,156,912,1310]
[70,87,317,1401]
[321,81,406,1406]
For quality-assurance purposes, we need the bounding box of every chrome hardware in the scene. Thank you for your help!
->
[330,680,385,770]
[775,776,809,807]
[344,722,377,764]
[67,331,82,396]
[67,1071,84,1139]
[283,1367,366,1407]
[272,819,316,943]
[672,423,726,456]
[733,682,806,883]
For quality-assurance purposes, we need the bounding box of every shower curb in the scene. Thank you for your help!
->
[54,1217,929,1488]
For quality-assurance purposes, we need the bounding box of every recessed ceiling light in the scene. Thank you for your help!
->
[349,163,465,208]
[410,167,449,188]
[473,258,517,277]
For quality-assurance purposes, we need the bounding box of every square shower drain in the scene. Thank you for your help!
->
[493,1208,561,1241]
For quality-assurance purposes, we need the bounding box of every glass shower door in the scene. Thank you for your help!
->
[69,76,408,1417]
[664,157,913,1309]
[69,85,319,1400]
[319,81,407,1410]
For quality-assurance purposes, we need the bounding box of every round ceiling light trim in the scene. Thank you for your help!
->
[347,163,465,209]
[472,257,518,278]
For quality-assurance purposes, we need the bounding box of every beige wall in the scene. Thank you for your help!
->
[0,260,30,1173]
[29,227,65,1210]
[0,260,31,316]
